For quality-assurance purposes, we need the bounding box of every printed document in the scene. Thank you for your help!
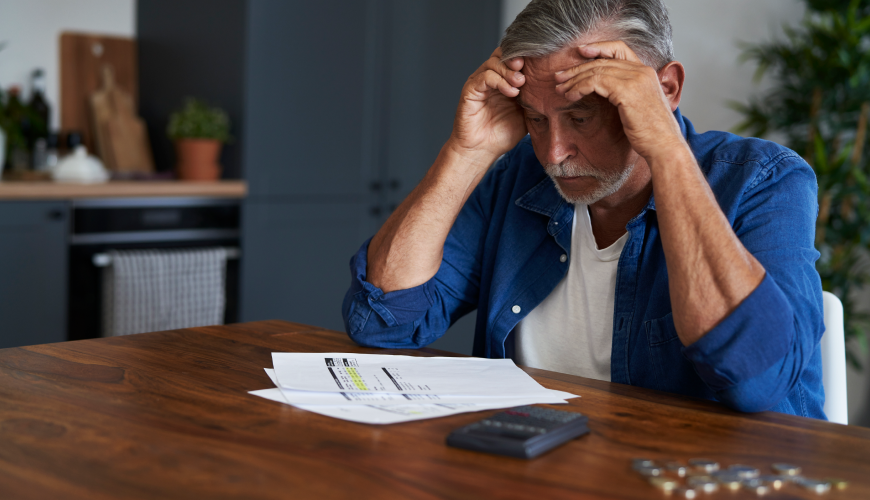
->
[266,369,575,406]
[271,353,553,396]
[250,352,581,425]
[250,369,577,424]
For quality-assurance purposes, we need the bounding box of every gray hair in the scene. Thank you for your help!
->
[500,0,674,69]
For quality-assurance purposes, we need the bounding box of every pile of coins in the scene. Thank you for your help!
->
[631,458,848,497]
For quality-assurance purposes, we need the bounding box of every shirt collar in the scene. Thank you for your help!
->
[514,176,565,218]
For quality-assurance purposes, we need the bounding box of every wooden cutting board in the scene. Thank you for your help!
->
[60,32,138,156]
[90,66,154,173]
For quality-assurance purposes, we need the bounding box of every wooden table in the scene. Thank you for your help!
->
[2,321,868,499]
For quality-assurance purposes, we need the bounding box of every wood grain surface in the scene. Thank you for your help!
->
[0,180,246,200]
[1,320,868,500]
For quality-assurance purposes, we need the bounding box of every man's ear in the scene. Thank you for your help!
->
[658,61,685,112]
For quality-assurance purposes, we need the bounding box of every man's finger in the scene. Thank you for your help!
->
[471,69,520,98]
[577,40,643,63]
[484,56,525,88]
[554,58,642,84]
[557,65,646,101]
[505,57,524,72]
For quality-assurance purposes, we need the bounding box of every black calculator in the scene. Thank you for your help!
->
[446,405,589,459]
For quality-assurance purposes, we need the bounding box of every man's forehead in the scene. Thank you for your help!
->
[523,48,588,80]
[521,30,619,79]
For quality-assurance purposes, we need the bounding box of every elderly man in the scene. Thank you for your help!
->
[342,0,825,418]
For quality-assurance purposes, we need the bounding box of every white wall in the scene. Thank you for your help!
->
[0,0,137,130]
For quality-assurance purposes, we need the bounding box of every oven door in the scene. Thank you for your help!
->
[67,198,241,341]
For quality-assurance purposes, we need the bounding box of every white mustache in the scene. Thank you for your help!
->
[544,160,610,181]
[543,157,637,205]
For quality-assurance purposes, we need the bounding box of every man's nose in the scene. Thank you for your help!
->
[544,123,574,166]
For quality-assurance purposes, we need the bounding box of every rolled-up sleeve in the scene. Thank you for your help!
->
[342,238,441,348]
[682,153,824,412]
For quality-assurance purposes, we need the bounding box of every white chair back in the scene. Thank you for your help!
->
[821,291,848,424]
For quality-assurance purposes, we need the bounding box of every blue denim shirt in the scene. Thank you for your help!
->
[343,110,826,419]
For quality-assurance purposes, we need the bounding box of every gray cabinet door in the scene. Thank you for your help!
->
[0,201,68,348]
[378,0,500,355]
[241,200,376,331]
[243,0,375,199]
[382,0,502,207]
[240,0,500,355]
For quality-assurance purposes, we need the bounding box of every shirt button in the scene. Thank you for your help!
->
[511,305,521,314]
[560,254,567,262]
[554,221,559,225]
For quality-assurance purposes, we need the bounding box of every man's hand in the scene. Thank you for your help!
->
[366,49,527,293]
[449,48,528,164]
[553,41,684,162]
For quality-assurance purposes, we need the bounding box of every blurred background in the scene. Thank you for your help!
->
[0,0,867,426]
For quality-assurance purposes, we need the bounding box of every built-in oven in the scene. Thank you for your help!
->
[67,197,241,341]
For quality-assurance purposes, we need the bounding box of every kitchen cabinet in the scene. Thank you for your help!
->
[0,201,68,348]
[241,201,378,332]
[138,0,500,355]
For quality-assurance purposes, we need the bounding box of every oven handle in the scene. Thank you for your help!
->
[92,247,241,267]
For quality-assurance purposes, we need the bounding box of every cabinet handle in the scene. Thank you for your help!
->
[370,181,383,192]
[389,179,401,190]
[370,206,383,217]
[48,209,65,221]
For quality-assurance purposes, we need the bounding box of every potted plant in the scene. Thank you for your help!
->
[166,98,230,180]
[732,0,870,367]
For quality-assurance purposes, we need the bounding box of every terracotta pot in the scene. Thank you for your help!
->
[175,139,222,180]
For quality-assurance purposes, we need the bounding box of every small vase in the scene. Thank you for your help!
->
[175,139,222,180]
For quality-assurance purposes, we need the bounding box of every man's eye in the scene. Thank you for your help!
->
[529,117,544,123]
[573,117,587,125]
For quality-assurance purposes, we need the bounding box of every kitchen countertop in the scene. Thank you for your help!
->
[0,180,247,200]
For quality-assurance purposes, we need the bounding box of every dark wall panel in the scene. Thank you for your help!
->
[138,0,247,178]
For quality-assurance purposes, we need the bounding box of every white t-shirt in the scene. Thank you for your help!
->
[514,204,629,381]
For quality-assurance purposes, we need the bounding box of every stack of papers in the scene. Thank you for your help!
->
[249,353,579,424]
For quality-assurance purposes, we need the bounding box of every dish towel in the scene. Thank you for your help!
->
[102,248,228,336]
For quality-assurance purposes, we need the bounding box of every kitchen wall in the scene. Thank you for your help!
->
[0,0,137,130]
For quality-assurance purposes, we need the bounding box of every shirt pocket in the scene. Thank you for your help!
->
[643,313,710,399]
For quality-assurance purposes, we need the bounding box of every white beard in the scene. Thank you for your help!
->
[544,158,635,205]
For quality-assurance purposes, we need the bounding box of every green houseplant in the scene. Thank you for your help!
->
[732,0,870,367]
[167,98,230,180]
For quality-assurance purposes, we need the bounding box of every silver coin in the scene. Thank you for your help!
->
[687,476,719,493]
[632,458,655,469]
[743,482,770,496]
[636,465,664,477]
[757,475,786,489]
[648,477,679,491]
[825,477,849,490]
[688,458,720,472]
[771,463,801,476]
[795,478,831,494]
[672,486,698,499]
[714,472,744,490]
[729,464,760,478]
[666,462,688,477]
[687,475,714,484]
